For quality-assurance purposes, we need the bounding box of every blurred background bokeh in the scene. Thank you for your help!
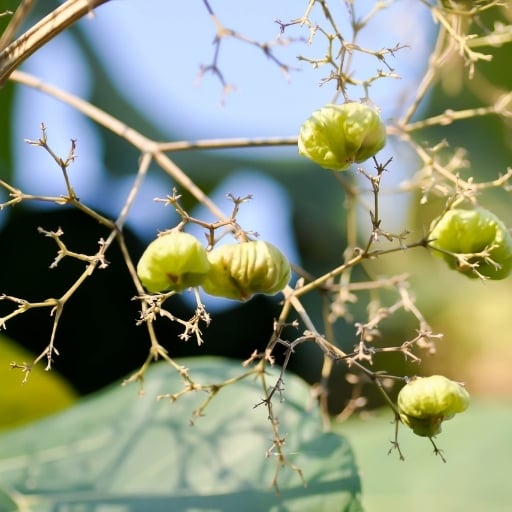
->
[0,0,511,432]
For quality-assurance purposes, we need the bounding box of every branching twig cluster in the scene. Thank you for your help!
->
[198,0,303,101]
[1,0,511,490]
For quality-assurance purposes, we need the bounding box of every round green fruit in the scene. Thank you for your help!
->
[137,232,211,293]
[397,375,470,437]
[202,240,291,301]
[298,102,387,171]
[429,208,512,280]
[440,0,492,10]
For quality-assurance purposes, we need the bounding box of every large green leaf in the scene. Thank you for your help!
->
[0,335,77,430]
[0,357,361,511]
[340,401,512,511]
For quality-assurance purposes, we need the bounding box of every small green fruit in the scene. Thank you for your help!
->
[137,232,211,293]
[398,375,470,437]
[440,0,492,10]
[429,208,512,280]
[202,240,291,301]
[298,102,387,171]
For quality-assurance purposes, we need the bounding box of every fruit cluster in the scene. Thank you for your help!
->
[136,231,291,301]
[397,375,470,438]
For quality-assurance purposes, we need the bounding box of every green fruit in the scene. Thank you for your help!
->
[298,102,386,171]
[429,208,512,280]
[202,241,291,301]
[398,375,470,437]
[137,232,211,293]
[440,0,492,9]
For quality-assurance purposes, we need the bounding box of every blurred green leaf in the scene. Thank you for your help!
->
[0,357,362,511]
[0,80,14,183]
[339,401,512,511]
[0,487,17,512]
[0,335,77,430]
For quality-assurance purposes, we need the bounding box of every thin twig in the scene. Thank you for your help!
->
[0,0,110,85]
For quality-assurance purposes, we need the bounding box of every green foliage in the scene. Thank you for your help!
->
[0,80,14,182]
[0,335,77,430]
[0,358,362,511]
[342,401,512,511]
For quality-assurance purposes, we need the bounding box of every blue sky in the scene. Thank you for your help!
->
[77,0,433,139]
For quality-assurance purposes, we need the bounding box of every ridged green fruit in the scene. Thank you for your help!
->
[429,208,512,280]
[398,375,470,437]
[202,241,291,301]
[137,232,211,293]
[298,102,386,171]
[440,0,492,9]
